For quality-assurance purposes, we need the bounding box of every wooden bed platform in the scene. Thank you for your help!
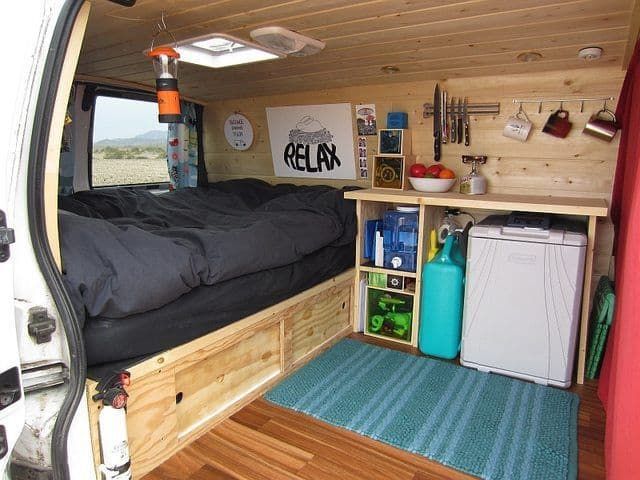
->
[86,269,355,478]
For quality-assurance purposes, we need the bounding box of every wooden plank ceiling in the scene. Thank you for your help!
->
[77,0,638,102]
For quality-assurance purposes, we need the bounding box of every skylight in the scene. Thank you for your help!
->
[174,33,281,69]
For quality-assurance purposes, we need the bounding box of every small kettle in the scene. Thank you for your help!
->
[459,155,487,195]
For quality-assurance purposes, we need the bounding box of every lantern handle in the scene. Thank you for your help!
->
[150,11,178,50]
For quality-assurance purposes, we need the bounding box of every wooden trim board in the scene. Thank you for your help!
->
[74,74,206,105]
[577,216,598,383]
[45,2,91,269]
[623,0,640,68]
[86,270,354,478]
[344,189,609,217]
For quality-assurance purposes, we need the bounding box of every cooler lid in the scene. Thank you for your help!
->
[470,215,587,246]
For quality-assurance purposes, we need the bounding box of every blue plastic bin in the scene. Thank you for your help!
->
[418,235,466,359]
[383,208,418,272]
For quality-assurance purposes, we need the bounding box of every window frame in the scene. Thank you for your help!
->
[88,85,171,190]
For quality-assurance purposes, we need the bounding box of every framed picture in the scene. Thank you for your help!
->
[373,155,405,190]
[378,129,411,155]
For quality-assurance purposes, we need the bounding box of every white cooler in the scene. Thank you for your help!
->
[460,217,587,388]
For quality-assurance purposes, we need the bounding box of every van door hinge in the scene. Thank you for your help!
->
[0,210,15,263]
[27,307,56,344]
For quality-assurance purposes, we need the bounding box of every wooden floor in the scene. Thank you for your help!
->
[143,334,606,480]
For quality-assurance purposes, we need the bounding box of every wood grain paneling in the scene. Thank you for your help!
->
[175,322,282,438]
[203,67,622,277]
[127,367,178,478]
[285,281,351,365]
[77,1,635,101]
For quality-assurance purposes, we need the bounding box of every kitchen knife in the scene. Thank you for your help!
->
[457,98,463,144]
[434,83,441,161]
[464,97,470,146]
[442,90,448,144]
[450,97,457,144]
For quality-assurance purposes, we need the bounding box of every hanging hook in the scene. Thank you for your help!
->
[150,11,178,50]
[580,101,584,113]
[518,102,524,114]
[161,11,168,30]
[538,101,542,114]
[559,101,564,112]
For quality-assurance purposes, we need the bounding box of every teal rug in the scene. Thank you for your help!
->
[265,339,579,480]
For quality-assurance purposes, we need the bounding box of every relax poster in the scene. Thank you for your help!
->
[266,103,357,179]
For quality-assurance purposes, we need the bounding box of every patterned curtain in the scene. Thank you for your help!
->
[167,101,199,190]
[59,85,76,195]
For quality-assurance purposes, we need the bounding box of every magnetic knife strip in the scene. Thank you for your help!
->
[423,102,500,117]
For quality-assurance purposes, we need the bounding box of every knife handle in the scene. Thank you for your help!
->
[464,121,470,146]
[434,136,441,162]
[450,114,456,143]
[457,118,463,144]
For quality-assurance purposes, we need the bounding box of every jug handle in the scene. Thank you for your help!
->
[441,235,455,260]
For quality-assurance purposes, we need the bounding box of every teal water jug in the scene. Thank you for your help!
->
[419,235,466,359]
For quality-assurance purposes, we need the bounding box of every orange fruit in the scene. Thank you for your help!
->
[439,168,455,179]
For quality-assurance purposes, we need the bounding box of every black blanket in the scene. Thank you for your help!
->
[59,179,356,319]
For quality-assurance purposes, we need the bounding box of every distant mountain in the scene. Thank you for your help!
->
[94,130,166,148]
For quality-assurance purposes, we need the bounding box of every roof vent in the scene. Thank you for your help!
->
[250,26,325,57]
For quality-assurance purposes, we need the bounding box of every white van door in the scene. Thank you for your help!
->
[0,1,64,474]
[0,213,23,477]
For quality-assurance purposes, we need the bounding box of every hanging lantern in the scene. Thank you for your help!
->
[146,46,182,123]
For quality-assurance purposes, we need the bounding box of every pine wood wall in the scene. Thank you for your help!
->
[203,66,624,280]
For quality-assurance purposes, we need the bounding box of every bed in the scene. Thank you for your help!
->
[59,178,357,369]
[59,179,358,477]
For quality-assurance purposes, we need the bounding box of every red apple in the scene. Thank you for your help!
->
[425,164,444,177]
[410,163,428,178]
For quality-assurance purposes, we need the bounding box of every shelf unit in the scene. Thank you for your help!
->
[345,188,608,384]
[350,198,446,347]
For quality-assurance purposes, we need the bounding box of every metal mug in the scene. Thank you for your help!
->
[583,108,618,142]
[542,109,572,138]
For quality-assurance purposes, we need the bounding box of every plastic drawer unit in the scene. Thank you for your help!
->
[460,216,587,388]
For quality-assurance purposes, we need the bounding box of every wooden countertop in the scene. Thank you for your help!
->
[344,189,608,217]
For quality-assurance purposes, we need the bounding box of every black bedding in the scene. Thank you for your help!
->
[84,242,354,368]
[58,179,357,370]
[59,179,356,320]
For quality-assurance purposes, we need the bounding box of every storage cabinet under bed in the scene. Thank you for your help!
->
[86,270,354,479]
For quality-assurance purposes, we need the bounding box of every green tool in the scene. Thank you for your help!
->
[586,276,615,379]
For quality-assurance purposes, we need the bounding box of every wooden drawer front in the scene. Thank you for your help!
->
[288,281,352,364]
[174,322,281,437]
[127,367,178,478]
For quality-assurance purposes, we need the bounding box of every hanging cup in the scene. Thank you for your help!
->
[583,108,618,142]
[542,109,572,138]
[503,105,533,142]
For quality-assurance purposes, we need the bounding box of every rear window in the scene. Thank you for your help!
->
[92,96,169,187]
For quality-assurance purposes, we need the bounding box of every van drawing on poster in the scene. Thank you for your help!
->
[266,103,356,179]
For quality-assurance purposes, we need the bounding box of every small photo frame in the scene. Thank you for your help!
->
[378,129,410,155]
[373,155,404,190]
